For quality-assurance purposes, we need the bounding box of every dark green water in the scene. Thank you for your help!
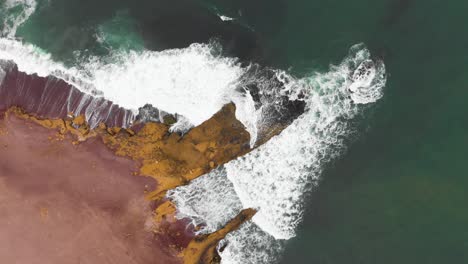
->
[8,0,468,263]
[275,1,468,263]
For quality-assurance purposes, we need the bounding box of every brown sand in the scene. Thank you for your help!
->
[0,114,181,264]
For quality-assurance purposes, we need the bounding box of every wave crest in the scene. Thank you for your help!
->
[0,39,260,136]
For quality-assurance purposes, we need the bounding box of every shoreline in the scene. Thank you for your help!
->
[0,76,256,263]
[0,60,298,263]
[0,105,256,263]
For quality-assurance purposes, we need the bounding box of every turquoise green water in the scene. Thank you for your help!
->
[6,0,468,263]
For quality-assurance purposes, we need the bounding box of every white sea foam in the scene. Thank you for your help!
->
[0,3,272,144]
[349,59,385,104]
[0,5,250,131]
[167,167,282,263]
[225,43,386,240]
[1,0,37,37]
[167,43,386,264]
[0,39,74,76]
[0,38,244,126]
[166,167,243,234]
[218,15,234,22]
[219,221,284,264]
[80,45,245,127]
[0,38,265,141]
[229,87,259,146]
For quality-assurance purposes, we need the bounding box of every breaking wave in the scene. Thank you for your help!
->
[167,167,243,235]
[167,44,386,263]
[0,35,313,146]
[0,38,266,142]
[0,3,258,136]
[0,1,300,145]
[0,39,241,118]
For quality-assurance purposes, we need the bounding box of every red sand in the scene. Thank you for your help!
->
[0,64,133,127]
[0,114,181,264]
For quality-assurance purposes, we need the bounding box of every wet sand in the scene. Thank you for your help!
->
[0,63,134,128]
[0,114,181,264]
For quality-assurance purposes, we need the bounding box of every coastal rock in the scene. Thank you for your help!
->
[1,102,253,264]
[0,66,289,264]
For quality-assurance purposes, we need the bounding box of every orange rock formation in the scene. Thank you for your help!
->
[3,103,257,264]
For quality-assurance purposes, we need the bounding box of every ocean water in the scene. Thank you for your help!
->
[1,0,467,264]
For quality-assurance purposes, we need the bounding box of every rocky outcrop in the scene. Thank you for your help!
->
[8,102,250,197]
[0,65,292,263]
[182,208,256,264]
[2,102,252,264]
